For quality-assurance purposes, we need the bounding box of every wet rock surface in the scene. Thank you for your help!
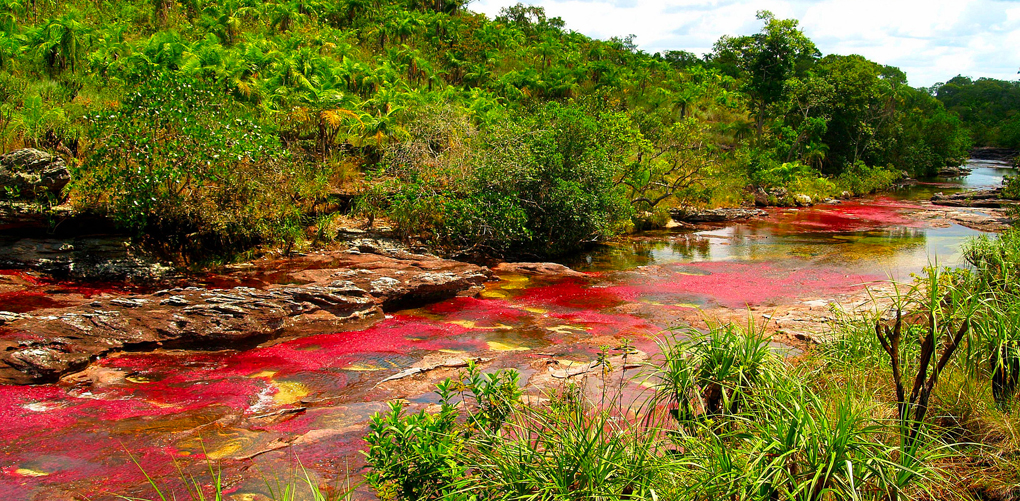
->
[0,249,491,384]
[669,207,768,223]
[0,149,69,201]
[937,165,974,177]
[931,188,1017,208]
[0,200,172,282]
[971,147,1017,162]
[492,262,589,279]
[0,233,172,282]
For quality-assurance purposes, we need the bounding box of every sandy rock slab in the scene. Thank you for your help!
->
[0,250,492,384]
[912,202,1013,232]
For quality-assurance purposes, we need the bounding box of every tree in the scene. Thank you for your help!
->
[712,11,818,137]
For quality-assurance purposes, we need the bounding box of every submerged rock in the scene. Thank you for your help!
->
[0,148,69,201]
[0,250,492,384]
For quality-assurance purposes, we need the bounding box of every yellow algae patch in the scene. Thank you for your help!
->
[273,381,310,405]
[144,400,176,409]
[439,349,467,355]
[178,428,277,461]
[344,362,387,371]
[674,302,701,309]
[249,370,277,378]
[487,341,530,352]
[205,441,244,460]
[480,290,509,299]
[15,468,49,477]
[448,320,512,330]
[126,375,151,384]
[546,325,589,335]
[496,274,531,290]
[523,307,548,314]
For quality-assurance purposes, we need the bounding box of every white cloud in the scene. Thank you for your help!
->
[469,0,1020,87]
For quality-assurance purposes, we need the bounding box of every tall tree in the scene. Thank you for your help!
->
[712,10,818,137]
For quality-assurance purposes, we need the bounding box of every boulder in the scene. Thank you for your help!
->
[794,194,813,206]
[0,149,69,200]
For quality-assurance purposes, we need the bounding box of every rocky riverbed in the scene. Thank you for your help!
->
[0,157,1015,500]
[0,245,491,385]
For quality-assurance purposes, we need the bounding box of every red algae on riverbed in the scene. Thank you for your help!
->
[596,261,882,309]
[0,193,969,499]
[0,268,149,314]
[769,198,923,233]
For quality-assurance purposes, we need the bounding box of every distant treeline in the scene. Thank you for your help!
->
[932,76,1020,149]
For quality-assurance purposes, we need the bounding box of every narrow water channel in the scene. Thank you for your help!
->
[0,160,1012,500]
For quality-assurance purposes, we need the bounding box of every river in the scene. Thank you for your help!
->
[0,160,1012,500]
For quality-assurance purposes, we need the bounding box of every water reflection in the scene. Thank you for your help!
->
[566,159,1009,277]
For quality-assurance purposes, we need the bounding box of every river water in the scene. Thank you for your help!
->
[0,161,1012,500]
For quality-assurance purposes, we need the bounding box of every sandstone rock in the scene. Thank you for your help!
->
[937,165,973,178]
[970,147,1017,162]
[492,262,588,279]
[930,188,1018,208]
[669,207,768,223]
[0,149,69,200]
[0,250,493,384]
[0,235,172,282]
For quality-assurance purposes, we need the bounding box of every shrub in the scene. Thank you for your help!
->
[71,71,319,255]
[834,160,899,196]
[363,362,521,500]
[383,102,632,258]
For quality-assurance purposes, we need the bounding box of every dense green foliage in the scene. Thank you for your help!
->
[0,1,970,257]
[934,76,1020,148]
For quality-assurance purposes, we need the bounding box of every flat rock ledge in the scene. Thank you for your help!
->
[491,262,589,280]
[931,188,1019,208]
[670,207,768,223]
[0,250,491,384]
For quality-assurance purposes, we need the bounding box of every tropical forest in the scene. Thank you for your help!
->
[0,0,1019,499]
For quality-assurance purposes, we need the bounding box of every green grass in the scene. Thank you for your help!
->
[354,243,1020,500]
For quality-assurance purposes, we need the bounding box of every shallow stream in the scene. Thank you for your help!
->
[0,161,1012,500]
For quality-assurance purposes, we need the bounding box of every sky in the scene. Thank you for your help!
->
[469,0,1020,88]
